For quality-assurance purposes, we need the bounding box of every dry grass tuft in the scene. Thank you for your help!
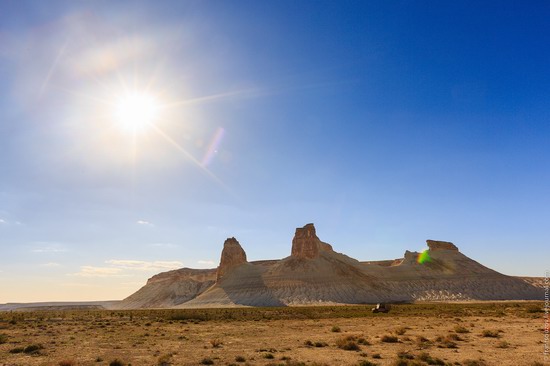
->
[58,361,77,366]
[381,335,399,343]
[209,338,222,348]
[481,330,500,338]
[335,335,360,351]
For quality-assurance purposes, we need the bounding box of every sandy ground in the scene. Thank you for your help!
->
[0,308,547,366]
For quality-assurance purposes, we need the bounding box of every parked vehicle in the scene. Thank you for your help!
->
[371,303,391,313]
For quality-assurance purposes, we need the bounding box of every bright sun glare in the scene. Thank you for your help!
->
[114,91,160,132]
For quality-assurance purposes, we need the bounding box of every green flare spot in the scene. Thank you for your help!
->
[417,250,431,264]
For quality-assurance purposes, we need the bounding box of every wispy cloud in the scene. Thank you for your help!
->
[105,259,182,271]
[40,262,61,267]
[197,260,216,267]
[72,266,124,277]
[31,243,67,253]
[149,242,178,248]
[69,258,182,278]
[0,219,6,224]
[136,220,153,226]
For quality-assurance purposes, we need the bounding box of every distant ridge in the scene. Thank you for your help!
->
[0,301,118,312]
[115,223,544,309]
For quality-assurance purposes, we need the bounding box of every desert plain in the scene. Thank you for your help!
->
[0,302,547,366]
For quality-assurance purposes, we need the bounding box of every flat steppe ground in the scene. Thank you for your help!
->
[0,302,547,366]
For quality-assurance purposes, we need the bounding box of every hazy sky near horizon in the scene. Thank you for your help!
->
[1,1,549,303]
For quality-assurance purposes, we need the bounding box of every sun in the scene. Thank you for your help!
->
[114,91,160,132]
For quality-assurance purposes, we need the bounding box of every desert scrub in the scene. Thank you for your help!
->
[306,340,328,347]
[446,333,463,341]
[396,351,414,360]
[358,361,378,366]
[417,352,445,365]
[454,325,470,333]
[335,335,360,351]
[481,330,500,338]
[58,361,76,366]
[381,335,398,343]
[331,325,341,332]
[395,327,407,335]
[263,352,275,359]
[209,338,222,348]
[462,360,488,366]
[0,333,8,344]
[23,344,43,354]
[235,355,246,362]
[109,359,125,366]
[200,358,214,365]
[496,340,510,348]
[435,334,459,348]
[157,353,172,366]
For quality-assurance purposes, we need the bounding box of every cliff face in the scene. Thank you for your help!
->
[291,223,333,259]
[116,223,544,309]
[217,237,247,281]
[427,240,459,251]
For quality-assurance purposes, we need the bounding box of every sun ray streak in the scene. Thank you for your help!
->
[39,41,69,98]
[150,125,237,197]
[162,88,260,109]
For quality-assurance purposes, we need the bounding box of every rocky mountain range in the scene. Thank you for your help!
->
[115,223,543,309]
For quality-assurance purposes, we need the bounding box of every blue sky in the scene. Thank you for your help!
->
[0,1,549,302]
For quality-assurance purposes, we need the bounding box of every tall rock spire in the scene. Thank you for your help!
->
[216,237,247,281]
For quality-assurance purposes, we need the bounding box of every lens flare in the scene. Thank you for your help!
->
[417,250,431,264]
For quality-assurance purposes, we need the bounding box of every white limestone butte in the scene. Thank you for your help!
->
[115,224,543,309]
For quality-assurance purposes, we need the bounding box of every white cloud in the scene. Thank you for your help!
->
[197,259,218,268]
[0,219,6,224]
[197,260,216,266]
[71,266,124,277]
[136,220,153,226]
[69,259,182,278]
[31,243,67,253]
[40,262,61,267]
[105,259,182,271]
[149,242,178,248]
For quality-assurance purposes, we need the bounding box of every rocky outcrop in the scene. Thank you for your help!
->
[114,268,216,309]
[291,223,333,259]
[119,224,543,308]
[427,240,459,251]
[217,237,247,281]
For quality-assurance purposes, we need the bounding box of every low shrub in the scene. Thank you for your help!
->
[395,327,407,335]
[454,325,470,333]
[481,330,500,338]
[209,338,222,348]
[58,361,77,366]
[381,335,398,343]
[157,353,172,366]
[358,361,378,366]
[336,335,361,351]
[24,344,43,354]
[496,341,510,348]
[418,352,445,365]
